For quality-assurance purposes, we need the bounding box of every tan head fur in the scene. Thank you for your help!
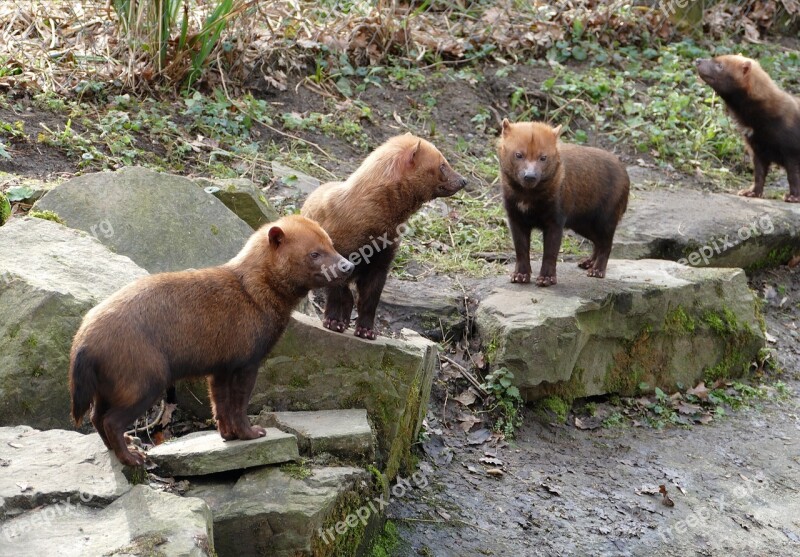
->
[497,119,563,189]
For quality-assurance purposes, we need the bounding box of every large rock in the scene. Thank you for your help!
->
[379,276,467,342]
[613,190,800,269]
[476,259,765,400]
[147,429,299,476]
[186,466,371,557]
[0,485,214,557]
[194,177,279,229]
[0,218,148,428]
[0,426,130,518]
[35,166,253,273]
[176,312,437,479]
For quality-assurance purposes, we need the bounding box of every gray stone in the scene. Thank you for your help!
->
[254,409,374,460]
[0,485,214,557]
[0,218,148,428]
[35,166,253,273]
[272,162,320,195]
[613,190,800,269]
[186,466,370,557]
[476,259,765,400]
[175,312,437,479]
[194,177,279,229]
[0,427,130,519]
[147,428,299,476]
[380,276,467,342]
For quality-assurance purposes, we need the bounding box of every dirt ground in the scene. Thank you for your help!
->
[388,265,800,557]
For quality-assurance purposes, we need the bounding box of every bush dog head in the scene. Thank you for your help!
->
[69,214,352,467]
[497,119,563,189]
[695,55,763,98]
[301,133,467,340]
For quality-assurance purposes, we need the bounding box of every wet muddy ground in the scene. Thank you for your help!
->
[388,265,800,556]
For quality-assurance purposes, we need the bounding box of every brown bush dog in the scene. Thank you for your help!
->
[696,55,800,203]
[301,133,467,340]
[69,215,353,466]
[497,119,630,286]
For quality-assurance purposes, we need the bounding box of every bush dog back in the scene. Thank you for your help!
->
[696,55,800,203]
[302,133,467,339]
[69,215,353,466]
[497,119,629,286]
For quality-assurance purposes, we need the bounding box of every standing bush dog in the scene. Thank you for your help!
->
[69,215,353,466]
[302,133,467,340]
[497,119,630,286]
[696,55,800,203]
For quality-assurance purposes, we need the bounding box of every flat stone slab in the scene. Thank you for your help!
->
[0,426,130,519]
[0,485,214,557]
[35,166,253,273]
[0,217,148,428]
[379,276,467,341]
[186,466,370,557]
[255,409,374,460]
[175,312,437,480]
[613,190,800,269]
[147,428,299,476]
[476,259,765,399]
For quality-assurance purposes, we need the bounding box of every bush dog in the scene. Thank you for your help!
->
[497,119,629,286]
[69,215,354,466]
[696,55,800,203]
[301,133,467,340]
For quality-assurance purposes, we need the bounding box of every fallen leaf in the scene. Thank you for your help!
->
[541,482,561,496]
[788,254,800,268]
[480,456,503,467]
[436,507,451,521]
[486,468,504,477]
[765,332,777,344]
[695,413,713,425]
[7,442,22,449]
[687,382,709,400]
[159,403,177,427]
[454,389,477,407]
[456,413,482,433]
[636,486,661,496]
[659,484,675,507]
[676,402,702,415]
[467,428,492,446]
[574,416,602,430]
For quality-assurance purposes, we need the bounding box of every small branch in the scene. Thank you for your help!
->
[440,355,489,397]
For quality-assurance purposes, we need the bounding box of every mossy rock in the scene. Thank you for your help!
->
[476,259,765,401]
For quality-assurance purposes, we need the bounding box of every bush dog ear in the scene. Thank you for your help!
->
[552,124,563,138]
[501,118,512,137]
[268,226,284,247]
[742,60,751,76]
[409,139,421,166]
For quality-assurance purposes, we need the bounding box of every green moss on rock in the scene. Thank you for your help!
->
[28,209,64,224]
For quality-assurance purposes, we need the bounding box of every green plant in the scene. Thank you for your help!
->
[480,367,523,438]
[110,0,247,88]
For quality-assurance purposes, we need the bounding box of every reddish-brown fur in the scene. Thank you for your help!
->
[497,119,630,286]
[69,215,353,466]
[696,55,800,203]
[301,133,466,339]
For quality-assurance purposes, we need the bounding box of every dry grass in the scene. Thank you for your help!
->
[0,0,795,96]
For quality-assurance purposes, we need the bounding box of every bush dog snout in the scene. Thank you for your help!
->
[497,119,629,286]
[69,215,351,467]
[696,55,800,203]
[302,133,466,340]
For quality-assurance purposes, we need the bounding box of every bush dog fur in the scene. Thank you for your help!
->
[69,215,353,466]
[497,119,629,286]
[301,133,467,340]
[696,55,800,203]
